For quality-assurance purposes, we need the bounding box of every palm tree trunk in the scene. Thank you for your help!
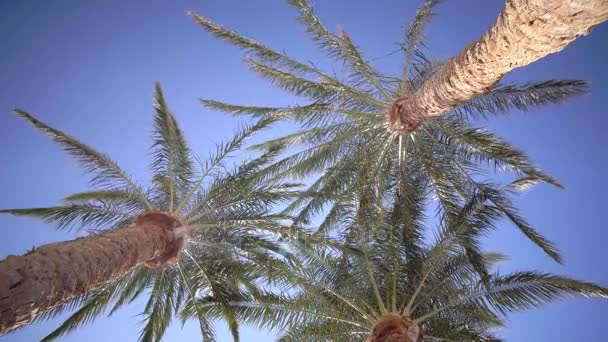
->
[390,0,608,132]
[0,212,183,335]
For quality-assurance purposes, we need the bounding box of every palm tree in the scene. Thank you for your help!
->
[0,83,306,340]
[191,0,583,263]
[391,0,608,129]
[208,177,608,341]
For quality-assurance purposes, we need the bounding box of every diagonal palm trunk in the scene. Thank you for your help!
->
[391,0,608,131]
[0,212,184,335]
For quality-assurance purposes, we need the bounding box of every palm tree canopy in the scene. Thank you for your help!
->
[191,0,586,264]
[207,179,608,341]
[0,83,317,341]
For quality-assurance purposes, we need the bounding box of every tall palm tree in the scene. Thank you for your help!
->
[391,0,608,129]
[191,0,583,263]
[0,83,307,340]
[205,177,608,341]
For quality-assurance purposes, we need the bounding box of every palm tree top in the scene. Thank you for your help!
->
[1,83,306,341]
[189,0,586,265]
[209,181,608,341]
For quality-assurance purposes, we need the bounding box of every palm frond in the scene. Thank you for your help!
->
[454,80,588,120]
[0,204,130,232]
[286,1,383,97]
[201,99,331,123]
[190,12,324,77]
[40,270,141,341]
[400,0,443,94]
[417,272,608,323]
[151,82,195,206]
[13,109,152,209]
[483,187,562,263]
[62,189,143,204]
[246,59,382,111]
[177,116,277,215]
[139,271,176,342]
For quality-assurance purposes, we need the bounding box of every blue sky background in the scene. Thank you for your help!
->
[1,0,607,341]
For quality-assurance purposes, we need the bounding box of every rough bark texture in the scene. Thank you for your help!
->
[0,212,183,335]
[389,0,608,132]
[369,313,421,342]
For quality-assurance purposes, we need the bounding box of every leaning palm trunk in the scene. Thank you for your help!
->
[0,212,183,335]
[391,0,608,131]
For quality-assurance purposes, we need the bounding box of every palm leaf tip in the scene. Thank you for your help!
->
[0,205,129,232]
[507,177,542,193]
[488,272,608,313]
[456,79,589,120]
[153,82,166,107]
[12,109,152,209]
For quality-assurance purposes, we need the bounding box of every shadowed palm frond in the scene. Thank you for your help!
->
[36,267,154,341]
[455,80,588,120]
[400,0,443,94]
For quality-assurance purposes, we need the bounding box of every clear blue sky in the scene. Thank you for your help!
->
[1,0,607,341]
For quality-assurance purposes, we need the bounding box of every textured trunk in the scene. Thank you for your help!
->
[0,212,183,335]
[389,0,608,132]
[369,313,421,342]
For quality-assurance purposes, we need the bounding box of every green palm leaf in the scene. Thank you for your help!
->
[13,109,152,209]
[0,204,130,232]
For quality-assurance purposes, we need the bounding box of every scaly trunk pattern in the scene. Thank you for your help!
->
[0,212,183,335]
[390,0,608,132]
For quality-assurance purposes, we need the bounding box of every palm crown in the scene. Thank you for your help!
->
[220,178,608,341]
[2,83,305,341]
[191,0,586,265]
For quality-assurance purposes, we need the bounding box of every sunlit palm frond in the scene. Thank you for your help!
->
[454,80,588,120]
[400,0,443,94]
[151,82,195,209]
[13,109,152,209]
[0,204,131,233]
